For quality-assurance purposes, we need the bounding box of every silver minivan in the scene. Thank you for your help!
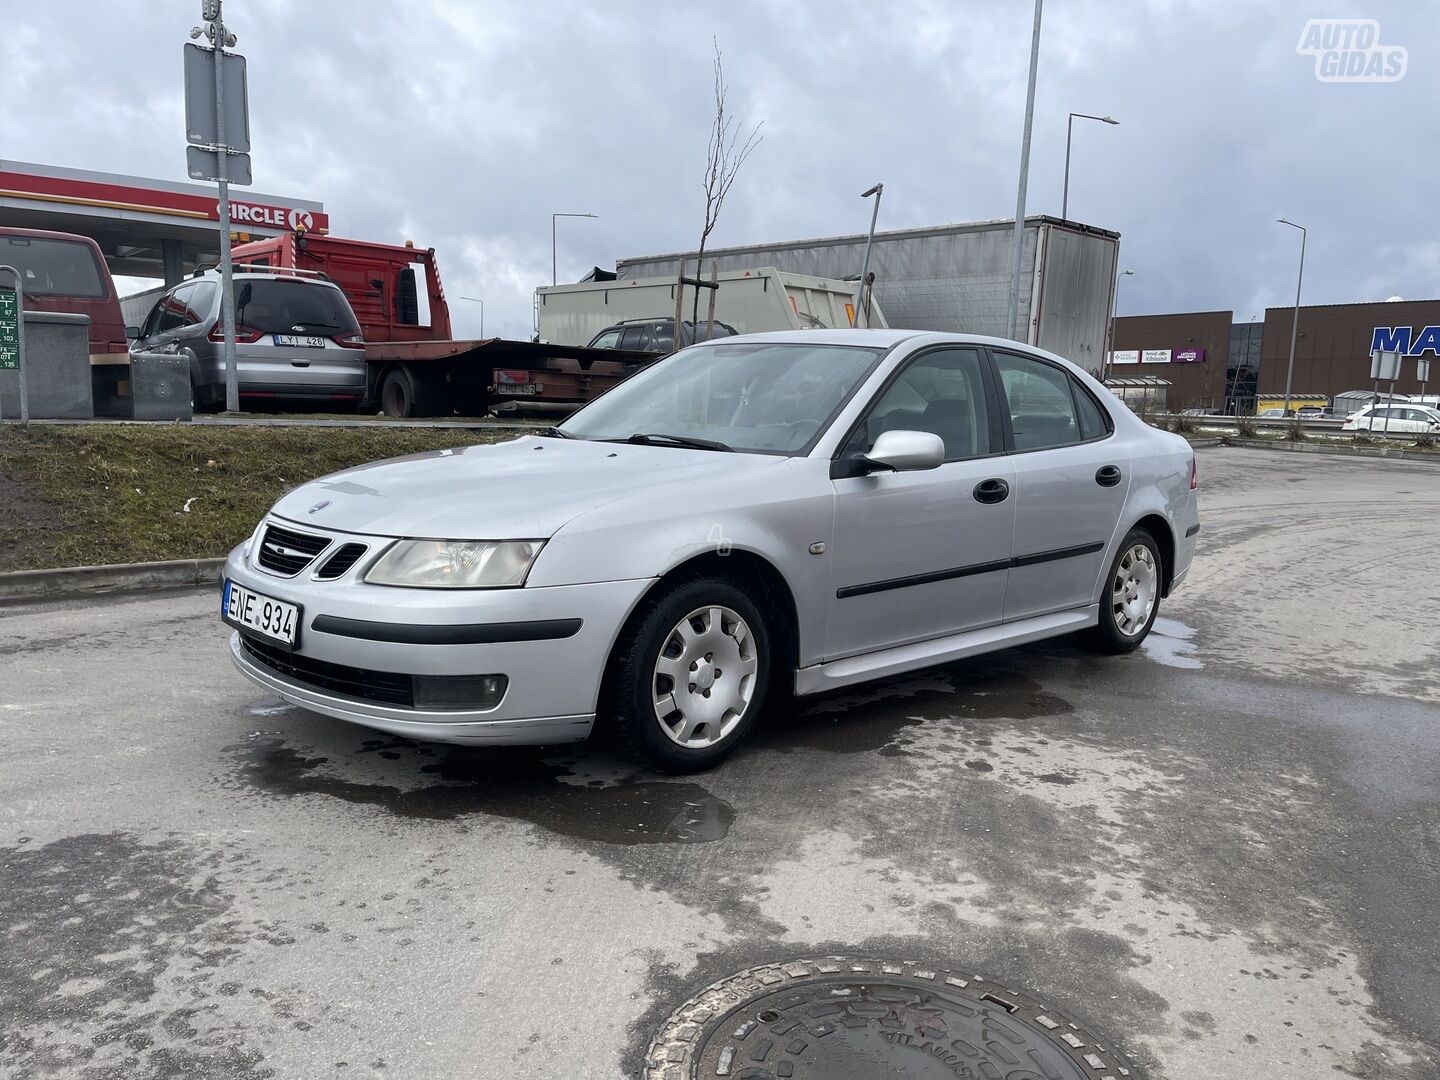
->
[132,267,366,411]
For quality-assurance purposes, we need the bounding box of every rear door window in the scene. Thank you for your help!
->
[0,235,106,298]
[232,279,359,334]
[992,352,1083,451]
[618,326,649,351]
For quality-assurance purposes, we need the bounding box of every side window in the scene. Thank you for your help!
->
[993,352,1082,451]
[184,282,218,325]
[618,326,649,351]
[139,295,166,339]
[155,285,194,334]
[1073,380,1112,440]
[590,329,621,350]
[849,347,992,461]
[652,322,676,352]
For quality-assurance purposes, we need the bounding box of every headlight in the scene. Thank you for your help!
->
[364,539,544,589]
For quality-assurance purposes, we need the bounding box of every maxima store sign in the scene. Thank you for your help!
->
[1371,326,1440,356]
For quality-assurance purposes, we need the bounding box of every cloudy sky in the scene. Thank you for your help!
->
[2,1,1434,339]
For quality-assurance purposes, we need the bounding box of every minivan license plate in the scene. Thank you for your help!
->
[223,580,300,647]
[274,334,326,347]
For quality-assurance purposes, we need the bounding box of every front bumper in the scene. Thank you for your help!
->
[223,538,651,745]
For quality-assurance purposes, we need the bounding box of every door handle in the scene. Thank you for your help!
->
[973,478,1009,504]
[1095,465,1122,487]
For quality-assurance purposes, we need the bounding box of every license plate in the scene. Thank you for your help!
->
[273,334,326,347]
[223,579,301,648]
[496,383,542,395]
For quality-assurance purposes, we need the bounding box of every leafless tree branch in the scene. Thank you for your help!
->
[692,39,763,326]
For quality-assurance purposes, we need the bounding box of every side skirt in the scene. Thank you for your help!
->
[793,605,1100,697]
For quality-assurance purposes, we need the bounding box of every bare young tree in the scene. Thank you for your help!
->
[691,41,763,327]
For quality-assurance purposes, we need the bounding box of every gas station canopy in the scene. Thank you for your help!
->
[0,159,326,285]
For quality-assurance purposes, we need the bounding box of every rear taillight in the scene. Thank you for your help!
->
[209,324,264,344]
[332,331,364,349]
[1190,456,1198,490]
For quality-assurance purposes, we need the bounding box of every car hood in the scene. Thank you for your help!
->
[270,435,785,539]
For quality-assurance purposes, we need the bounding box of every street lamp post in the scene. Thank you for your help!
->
[853,183,884,327]
[1005,0,1044,342]
[1102,268,1133,381]
[552,212,598,286]
[1276,218,1307,416]
[1062,113,1119,222]
[459,296,484,338]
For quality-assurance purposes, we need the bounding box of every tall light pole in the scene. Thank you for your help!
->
[1005,0,1044,341]
[853,183,884,327]
[1276,218,1307,416]
[1062,113,1118,222]
[459,296,484,338]
[1102,268,1133,381]
[552,212,597,286]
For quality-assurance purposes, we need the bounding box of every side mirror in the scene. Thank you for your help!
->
[865,429,945,472]
[125,325,142,340]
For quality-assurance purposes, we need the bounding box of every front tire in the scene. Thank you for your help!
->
[1090,528,1162,653]
[603,576,770,773]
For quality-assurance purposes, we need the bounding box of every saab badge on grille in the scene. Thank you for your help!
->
[309,500,331,514]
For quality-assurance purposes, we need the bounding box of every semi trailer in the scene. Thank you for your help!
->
[615,216,1120,376]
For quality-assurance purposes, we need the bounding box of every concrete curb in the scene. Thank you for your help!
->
[0,558,225,603]
[1218,436,1440,464]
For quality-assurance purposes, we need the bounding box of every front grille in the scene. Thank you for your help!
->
[241,635,414,707]
[315,542,368,580]
[257,523,331,576]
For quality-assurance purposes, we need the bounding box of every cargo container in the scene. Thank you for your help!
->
[535,267,885,348]
[614,216,1120,376]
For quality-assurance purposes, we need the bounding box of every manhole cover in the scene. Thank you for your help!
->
[644,957,1137,1079]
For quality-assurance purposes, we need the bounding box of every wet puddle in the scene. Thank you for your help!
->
[228,737,734,845]
[1141,618,1203,669]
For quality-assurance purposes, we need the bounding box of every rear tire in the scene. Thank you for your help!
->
[1089,527,1162,653]
[380,367,416,418]
[602,575,770,773]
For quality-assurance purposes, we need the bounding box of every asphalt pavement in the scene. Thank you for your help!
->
[2,446,1437,1079]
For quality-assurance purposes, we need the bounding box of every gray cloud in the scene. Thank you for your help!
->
[1,1,1434,339]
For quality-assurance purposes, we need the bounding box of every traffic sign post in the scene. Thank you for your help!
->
[0,267,30,423]
[184,2,250,413]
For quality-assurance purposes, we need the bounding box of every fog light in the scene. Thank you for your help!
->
[411,674,508,711]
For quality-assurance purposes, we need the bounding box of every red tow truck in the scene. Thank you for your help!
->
[231,232,651,417]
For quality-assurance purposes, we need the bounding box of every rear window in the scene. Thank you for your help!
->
[1,236,106,298]
[232,279,359,334]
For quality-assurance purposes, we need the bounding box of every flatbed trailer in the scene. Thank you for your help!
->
[360,337,654,418]
[232,231,656,417]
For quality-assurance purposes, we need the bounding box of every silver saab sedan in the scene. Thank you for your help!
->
[222,330,1199,771]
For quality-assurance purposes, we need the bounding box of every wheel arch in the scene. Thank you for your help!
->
[1131,512,1176,597]
[600,546,802,697]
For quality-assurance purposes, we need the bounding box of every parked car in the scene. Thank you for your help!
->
[222,329,1200,771]
[1257,407,1295,418]
[1341,404,1440,434]
[0,226,128,356]
[131,267,365,411]
[586,317,738,354]
[1179,408,1224,416]
[1297,406,1340,420]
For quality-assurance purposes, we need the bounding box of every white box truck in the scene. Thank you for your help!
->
[536,267,886,348]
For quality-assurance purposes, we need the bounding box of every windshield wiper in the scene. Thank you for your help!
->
[625,432,734,452]
[535,426,576,439]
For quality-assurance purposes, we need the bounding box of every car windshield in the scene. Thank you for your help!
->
[232,279,359,333]
[560,341,885,455]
